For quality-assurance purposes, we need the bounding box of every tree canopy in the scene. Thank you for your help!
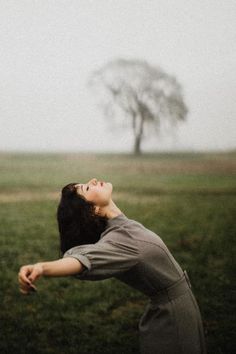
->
[89,59,188,154]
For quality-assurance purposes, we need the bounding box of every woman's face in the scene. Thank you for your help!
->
[75,178,113,207]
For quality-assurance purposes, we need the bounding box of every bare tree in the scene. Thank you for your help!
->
[89,59,188,155]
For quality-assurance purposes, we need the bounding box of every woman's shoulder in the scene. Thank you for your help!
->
[101,213,165,248]
[101,213,151,241]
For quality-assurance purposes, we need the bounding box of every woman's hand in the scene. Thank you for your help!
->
[18,263,43,295]
[18,257,83,294]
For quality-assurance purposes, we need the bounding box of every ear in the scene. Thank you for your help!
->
[95,206,100,215]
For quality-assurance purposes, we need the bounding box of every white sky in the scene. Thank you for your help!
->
[0,0,235,152]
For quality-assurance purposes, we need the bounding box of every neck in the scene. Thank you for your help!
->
[100,199,123,219]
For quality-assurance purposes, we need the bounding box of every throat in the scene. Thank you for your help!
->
[100,200,123,219]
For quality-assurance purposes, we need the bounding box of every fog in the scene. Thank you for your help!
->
[0,0,235,152]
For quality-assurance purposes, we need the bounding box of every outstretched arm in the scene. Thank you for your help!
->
[18,257,83,295]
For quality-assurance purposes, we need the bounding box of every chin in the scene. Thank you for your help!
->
[107,182,113,192]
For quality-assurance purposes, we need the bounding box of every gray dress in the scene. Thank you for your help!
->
[63,213,206,354]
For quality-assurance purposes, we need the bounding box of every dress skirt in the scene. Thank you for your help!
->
[139,283,206,354]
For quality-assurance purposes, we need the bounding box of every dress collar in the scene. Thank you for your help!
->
[106,213,129,228]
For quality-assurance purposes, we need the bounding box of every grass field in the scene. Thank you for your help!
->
[0,151,235,354]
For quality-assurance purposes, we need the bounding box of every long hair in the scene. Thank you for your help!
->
[57,183,108,254]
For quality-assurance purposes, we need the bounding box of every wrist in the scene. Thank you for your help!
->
[35,262,45,276]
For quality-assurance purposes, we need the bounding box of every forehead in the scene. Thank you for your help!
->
[74,183,86,196]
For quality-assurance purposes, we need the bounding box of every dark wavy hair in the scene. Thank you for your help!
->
[57,183,108,254]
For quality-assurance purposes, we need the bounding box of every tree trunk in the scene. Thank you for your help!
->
[134,135,142,155]
[133,114,144,155]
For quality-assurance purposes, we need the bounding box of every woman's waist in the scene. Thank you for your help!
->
[149,271,192,305]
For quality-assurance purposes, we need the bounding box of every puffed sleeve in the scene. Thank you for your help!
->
[63,236,140,280]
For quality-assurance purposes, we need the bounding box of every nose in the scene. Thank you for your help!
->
[88,178,97,185]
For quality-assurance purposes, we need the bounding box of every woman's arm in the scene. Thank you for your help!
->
[18,257,83,294]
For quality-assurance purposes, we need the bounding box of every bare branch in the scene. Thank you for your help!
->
[88,59,188,154]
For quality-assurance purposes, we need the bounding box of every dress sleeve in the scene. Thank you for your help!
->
[63,237,140,280]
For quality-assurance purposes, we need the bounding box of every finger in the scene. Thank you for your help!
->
[19,266,30,276]
[19,278,33,288]
[18,273,31,286]
[19,278,27,286]
[19,284,37,294]
[18,267,33,285]
[19,285,30,294]
[29,284,37,291]
[20,288,30,295]
[19,283,31,292]
[28,268,40,283]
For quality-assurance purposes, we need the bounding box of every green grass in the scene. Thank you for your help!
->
[0,152,235,354]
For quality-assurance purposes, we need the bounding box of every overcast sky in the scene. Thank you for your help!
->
[0,0,235,152]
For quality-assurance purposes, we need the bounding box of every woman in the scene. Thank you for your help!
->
[18,178,206,354]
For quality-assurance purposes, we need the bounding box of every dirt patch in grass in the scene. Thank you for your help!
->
[0,191,159,204]
[93,159,236,175]
[0,191,60,203]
